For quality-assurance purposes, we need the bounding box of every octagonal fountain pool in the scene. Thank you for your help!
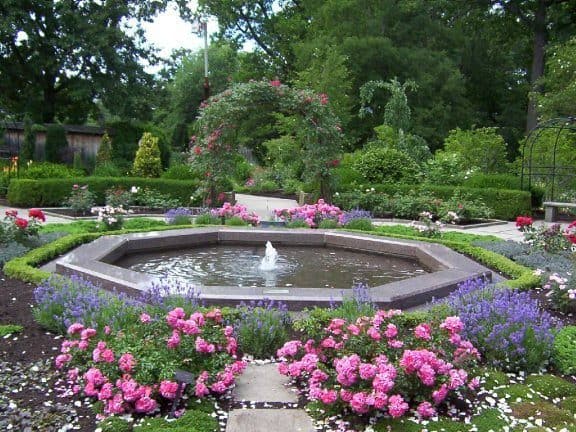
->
[54,228,493,310]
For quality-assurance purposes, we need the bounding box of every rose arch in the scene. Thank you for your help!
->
[190,80,344,205]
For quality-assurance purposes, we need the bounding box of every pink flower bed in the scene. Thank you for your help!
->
[277,311,480,419]
[55,308,246,418]
[274,199,344,227]
[210,202,260,225]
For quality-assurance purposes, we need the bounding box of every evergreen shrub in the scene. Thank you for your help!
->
[132,132,162,177]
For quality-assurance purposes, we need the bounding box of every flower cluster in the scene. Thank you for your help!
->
[164,207,194,225]
[563,220,576,245]
[277,311,479,419]
[210,202,259,225]
[410,211,443,238]
[274,199,344,228]
[516,218,571,253]
[515,215,533,231]
[91,205,129,230]
[442,278,558,372]
[340,209,373,226]
[65,184,97,214]
[0,208,45,245]
[54,307,246,418]
[542,272,576,313]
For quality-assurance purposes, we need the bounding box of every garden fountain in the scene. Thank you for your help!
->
[259,241,279,271]
[53,228,493,310]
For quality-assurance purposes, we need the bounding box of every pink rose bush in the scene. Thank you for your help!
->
[55,307,246,417]
[274,199,344,228]
[277,311,480,419]
[210,202,259,225]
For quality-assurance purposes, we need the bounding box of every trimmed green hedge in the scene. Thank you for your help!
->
[7,177,200,207]
[334,184,531,220]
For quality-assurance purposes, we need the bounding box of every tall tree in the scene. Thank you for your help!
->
[156,43,240,150]
[195,0,309,77]
[0,0,170,123]
[470,0,576,131]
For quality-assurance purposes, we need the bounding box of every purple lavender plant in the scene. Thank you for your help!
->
[341,209,373,225]
[443,278,559,372]
[138,278,203,312]
[164,207,194,225]
[33,274,142,334]
[234,297,291,358]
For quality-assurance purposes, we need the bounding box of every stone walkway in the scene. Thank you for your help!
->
[228,363,314,432]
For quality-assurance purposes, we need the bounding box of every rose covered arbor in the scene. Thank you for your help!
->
[190,80,345,204]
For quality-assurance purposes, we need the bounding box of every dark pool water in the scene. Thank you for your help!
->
[115,245,428,289]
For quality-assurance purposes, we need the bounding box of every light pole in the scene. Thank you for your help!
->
[200,20,209,100]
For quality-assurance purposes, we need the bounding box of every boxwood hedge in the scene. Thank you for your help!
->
[7,177,200,207]
[334,184,531,221]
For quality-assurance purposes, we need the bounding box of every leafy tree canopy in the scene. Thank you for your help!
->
[0,0,174,123]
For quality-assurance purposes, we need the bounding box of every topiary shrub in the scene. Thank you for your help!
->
[353,147,420,184]
[96,132,113,164]
[553,326,576,375]
[44,124,68,163]
[132,132,162,178]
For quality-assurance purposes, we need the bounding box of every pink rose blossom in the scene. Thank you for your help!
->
[100,348,115,363]
[67,323,84,335]
[167,330,181,349]
[119,353,136,373]
[414,323,432,340]
[440,316,464,334]
[432,384,449,404]
[319,389,338,404]
[104,325,111,335]
[105,393,125,415]
[384,323,398,339]
[55,353,72,369]
[80,328,97,340]
[350,392,369,414]
[98,383,113,401]
[160,380,180,399]
[135,395,158,413]
[388,394,409,418]
[140,313,151,323]
[367,327,381,341]
[417,401,436,418]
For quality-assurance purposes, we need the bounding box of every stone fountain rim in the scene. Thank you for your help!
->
[54,227,492,310]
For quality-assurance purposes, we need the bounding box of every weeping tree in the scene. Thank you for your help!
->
[191,80,345,205]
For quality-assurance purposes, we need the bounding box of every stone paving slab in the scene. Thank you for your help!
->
[232,363,297,403]
[226,409,315,432]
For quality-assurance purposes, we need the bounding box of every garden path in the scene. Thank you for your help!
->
[227,363,315,432]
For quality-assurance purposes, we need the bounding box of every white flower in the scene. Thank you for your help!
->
[131,186,140,194]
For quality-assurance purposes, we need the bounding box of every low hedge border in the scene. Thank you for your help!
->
[2,224,200,283]
[334,184,532,221]
[6,177,201,207]
[343,228,540,290]
[3,225,539,291]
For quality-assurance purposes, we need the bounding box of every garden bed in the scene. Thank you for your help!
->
[41,206,206,220]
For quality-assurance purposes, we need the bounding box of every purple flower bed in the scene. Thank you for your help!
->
[441,278,560,372]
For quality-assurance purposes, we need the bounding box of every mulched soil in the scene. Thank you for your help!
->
[0,271,97,432]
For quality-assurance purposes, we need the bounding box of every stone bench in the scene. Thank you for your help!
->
[543,201,576,222]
